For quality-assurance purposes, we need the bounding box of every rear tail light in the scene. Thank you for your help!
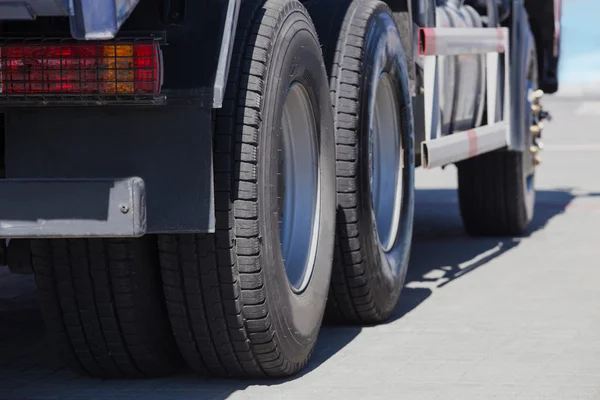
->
[0,41,162,96]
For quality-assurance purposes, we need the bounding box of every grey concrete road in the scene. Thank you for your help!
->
[1,95,600,400]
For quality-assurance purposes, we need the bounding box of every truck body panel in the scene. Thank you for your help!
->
[0,0,142,40]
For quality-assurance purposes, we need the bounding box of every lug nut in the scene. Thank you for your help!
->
[530,145,540,154]
[532,104,541,113]
[533,89,544,99]
[531,125,541,135]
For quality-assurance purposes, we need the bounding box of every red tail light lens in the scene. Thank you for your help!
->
[0,42,161,96]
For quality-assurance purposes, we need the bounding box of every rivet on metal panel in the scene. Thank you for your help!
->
[164,0,186,23]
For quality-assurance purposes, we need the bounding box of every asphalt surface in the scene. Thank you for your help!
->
[1,95,600,399]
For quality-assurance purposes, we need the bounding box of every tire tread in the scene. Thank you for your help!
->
[158,0,319,378]
[310,0,402,324]
[32,238,178,378]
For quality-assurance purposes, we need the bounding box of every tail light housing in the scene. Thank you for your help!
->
[0,40,162,98]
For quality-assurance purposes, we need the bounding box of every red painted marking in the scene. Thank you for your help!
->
[496,28,505,53]
[419,28,436,56]
[467,129,478,158]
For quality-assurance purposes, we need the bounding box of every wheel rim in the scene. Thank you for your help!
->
[279,82,320,293]
[370,73,403,253]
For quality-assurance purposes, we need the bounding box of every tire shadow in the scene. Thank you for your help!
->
[390,187,593,323]
[267,186,588,383]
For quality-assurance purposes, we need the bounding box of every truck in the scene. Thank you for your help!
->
[0,0,560,379]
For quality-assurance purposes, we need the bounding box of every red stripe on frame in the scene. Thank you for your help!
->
[496,28,505,53]
[467,130,478,158]
[419,28,436,56]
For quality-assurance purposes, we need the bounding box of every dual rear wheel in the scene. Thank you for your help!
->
[32,0,415,379]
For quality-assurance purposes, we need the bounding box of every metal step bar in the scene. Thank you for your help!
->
[419,27,510,169]
[418,27,506,56]
[422,122,507,169]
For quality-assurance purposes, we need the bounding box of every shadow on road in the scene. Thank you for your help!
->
[310,187,594,372]
[0,187,593,399]
[390,188,594,323]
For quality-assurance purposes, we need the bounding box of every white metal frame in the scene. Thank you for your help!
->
[419,27,510,169]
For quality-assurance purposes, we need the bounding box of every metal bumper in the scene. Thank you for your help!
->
[0,178,146,238]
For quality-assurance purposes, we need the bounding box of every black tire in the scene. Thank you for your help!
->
[7,239,33,274]
[158,0,336,378]
[308,0,415,324]
[31,237,181,378]
[457,39,538,237]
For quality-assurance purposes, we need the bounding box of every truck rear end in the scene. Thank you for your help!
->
[0,0,239,378]
[0,0,235,237]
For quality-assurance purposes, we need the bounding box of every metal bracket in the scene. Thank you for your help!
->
[418,26,510,168]
[0,177,146,238]
[212,0,240,108]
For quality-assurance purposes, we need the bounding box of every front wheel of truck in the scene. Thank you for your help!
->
[32,237,181,378]
[157,0,336,378]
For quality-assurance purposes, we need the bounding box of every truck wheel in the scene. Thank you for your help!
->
[31,238,180,378]
[457,44,539,236]
[158,0,335,378]
[308,0,415,324]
